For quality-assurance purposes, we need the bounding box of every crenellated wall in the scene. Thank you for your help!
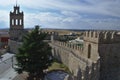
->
[8,30,120,80]
[84,31,120,43]
[98,43,120,80]
[41,31,59,36]
[50,30,120,80]
[50,40,100,80]
[41,31,59,40]
[84,30,120,80]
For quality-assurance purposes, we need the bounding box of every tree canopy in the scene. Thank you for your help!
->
[15,25,53,80]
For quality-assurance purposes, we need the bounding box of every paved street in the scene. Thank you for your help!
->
[0,53,17,80]
[0,53,70,80]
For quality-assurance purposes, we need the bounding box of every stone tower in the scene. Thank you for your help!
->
[84,31,120,80]
[83,31,100,80]
[98,31,120,80]
[9,5,24,41]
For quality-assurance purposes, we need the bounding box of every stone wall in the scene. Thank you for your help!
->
[84,31,120,44]
[50,41,100,80]
[83,41,99,61]
[98,43,120,80]
[8,30,120,80]
[8,39,22,53]
[84,31,120,80]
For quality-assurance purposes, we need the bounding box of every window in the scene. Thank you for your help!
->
[12,19,14,25]
[20,19,22,25]
[16,19,18,25]
[88,44,91,58]
[16,10,18,14]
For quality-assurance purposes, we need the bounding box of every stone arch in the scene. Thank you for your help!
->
[88,44,91,58]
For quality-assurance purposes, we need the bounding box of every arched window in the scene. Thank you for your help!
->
[16,10,18,14]
[20,19,22,25]
[16,19,18,25]
[88,44,91,58]
[12,19,14,25]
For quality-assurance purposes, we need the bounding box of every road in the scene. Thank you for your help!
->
[0,53,17,80]
[0,53,70,80]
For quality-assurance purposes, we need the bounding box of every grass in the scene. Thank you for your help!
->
[48,61,70,73]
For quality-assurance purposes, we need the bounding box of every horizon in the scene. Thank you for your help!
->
[0,27,120,31]
[0,0,120,30]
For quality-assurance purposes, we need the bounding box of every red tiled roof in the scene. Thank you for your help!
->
[1,37,9,42]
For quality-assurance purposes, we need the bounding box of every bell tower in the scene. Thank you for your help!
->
[9,4,24,40]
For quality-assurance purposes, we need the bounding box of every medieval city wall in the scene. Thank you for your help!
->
[50,41,100,80]
[83,41,99,61]
[8,40,22,53]
[84,31,120,80]
[8,30,120,80]
[98,43,120,80]
[84,31,120,43]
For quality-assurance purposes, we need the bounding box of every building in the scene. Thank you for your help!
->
[9,5,24,41]
[9,5,27,53]
[0,32,9,48]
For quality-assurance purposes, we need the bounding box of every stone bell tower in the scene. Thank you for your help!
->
[9,4,24,41]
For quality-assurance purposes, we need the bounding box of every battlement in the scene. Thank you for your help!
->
[52,40,83,52]
[41,31,59,35]
[84,31,120,44]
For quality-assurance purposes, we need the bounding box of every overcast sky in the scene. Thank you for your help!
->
[0,0,120,30]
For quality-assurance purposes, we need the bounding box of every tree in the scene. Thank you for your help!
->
[15,25,53,80]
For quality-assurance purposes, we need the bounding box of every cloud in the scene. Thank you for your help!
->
[0,10,9,28]
[61,11,81,17]
[1,0,120,17]
[0,0,120,29]
[3,0,118,18]
[24,11,120,29]
[24,12,63,28]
